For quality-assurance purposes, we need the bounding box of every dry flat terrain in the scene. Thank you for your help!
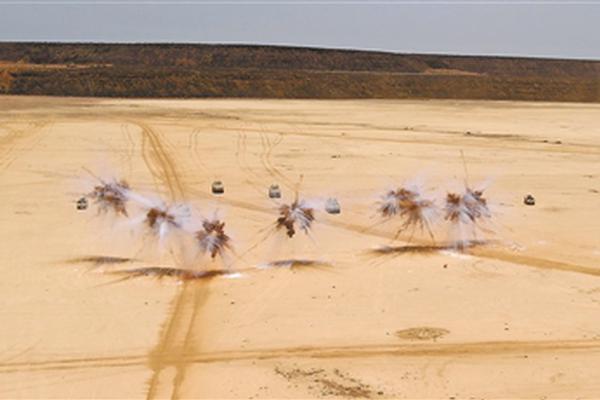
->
[0,96,599,399]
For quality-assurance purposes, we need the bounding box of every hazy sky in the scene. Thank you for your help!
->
[1,1,600,59]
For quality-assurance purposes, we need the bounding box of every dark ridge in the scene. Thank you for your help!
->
[1,42,599,101]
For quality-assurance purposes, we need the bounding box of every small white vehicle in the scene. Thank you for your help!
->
[211,181,224,195]
[268,184,281,199]
[325,198,341,214]
[524,194,535,206]
[76,197,88,210]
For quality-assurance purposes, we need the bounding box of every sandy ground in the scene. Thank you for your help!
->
[0,96,599,399]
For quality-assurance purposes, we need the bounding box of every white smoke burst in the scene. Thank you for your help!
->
[377,179,439,243]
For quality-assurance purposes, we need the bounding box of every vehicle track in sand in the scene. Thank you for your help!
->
[2,338,600,374]
[239,115,600,151]
[187,127,211,177]
[125,120,209,400]
[133,120,186,201]
[0,121,49,175]
[257,126,297,192]
[212,124,600,157]
[235,129,270,198]
[119,123,136,177]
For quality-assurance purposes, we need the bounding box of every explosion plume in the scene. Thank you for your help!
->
[276,199,315,238]
[377,186,437,242]
[87,179,130,217]
[444,188,491,224]
[195,218,232,260]
[138,202,192,248]
[442,151,494,249]
[146,207,178,231]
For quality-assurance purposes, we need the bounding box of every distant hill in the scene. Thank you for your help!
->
[1,42,599,101]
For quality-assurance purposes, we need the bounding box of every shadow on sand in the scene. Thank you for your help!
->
[368,240,489,257]
[105,267,235,283]
[66,255,135,267]
[261,259,333,271]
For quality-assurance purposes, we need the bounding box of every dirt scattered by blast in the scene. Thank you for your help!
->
[395,327,450,341]
[274,365,383,398]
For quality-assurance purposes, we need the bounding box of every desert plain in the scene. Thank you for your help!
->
[0,96,599,399]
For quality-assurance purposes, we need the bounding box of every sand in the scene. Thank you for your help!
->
[0,96,599,399]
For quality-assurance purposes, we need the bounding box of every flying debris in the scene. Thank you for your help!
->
[378,188,413,218]
[444,188,491,224]
[87,179,130,217]
[195,218,232,260]
[276,199,315,238]
[145,207,178,231]
[444,187,492,249]
[143,203,191,237]
[465,188,491,220]
[377,186,437,242]
[442,151,495,249]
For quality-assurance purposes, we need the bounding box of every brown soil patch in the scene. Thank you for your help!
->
[395,327,450,341]
[274,365,382,398]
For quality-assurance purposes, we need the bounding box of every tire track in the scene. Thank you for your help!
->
[188,127,210,176]
[235,129,275,198]
[3,338,600,374]
[469,247,600,277]
[0,125,21,172]
[0,121,49,174]
[184,338,600,364]
[132,120,185,200]
[120,123,136,177]
[125,120,208,400]
[258,127,297,192]
[145,282,210,400]
[212,124,600,157]
[241,115,600,152]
